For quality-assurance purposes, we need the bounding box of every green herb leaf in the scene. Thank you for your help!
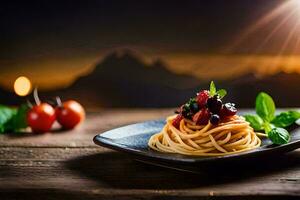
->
[217,89,227,99]
[255,92,275,122]
[187,97,197,104]
[267,127,290,145]
[291,110,300,118]
[263,122,275,133]
[271,111,300,128]
[0,104,29,133]
[12,104,29,131]
[0,105,17,133]
[209,81,216,96]
[244,114,264,131]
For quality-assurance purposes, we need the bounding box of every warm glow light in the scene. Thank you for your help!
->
[291,0,300,7]
[14,76,32,96]
[226,0,300,54]
[290,0,300,19]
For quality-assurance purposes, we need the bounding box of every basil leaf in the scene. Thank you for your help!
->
[244,115,264,131]
[263,122,275,133]
[271,111,300,128]
[209,81,216,96]
[291,110,300,118]
[217,89,227,99]
[0,104,29,133]
[0,105,17,133]
[12,104,29,131]
[267,127,290,145]
[255,92,275,122]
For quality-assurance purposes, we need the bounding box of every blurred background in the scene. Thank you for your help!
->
[2,0,300,109]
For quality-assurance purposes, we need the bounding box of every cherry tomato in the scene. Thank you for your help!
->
[27,103,56,133]
[56,100,85,129]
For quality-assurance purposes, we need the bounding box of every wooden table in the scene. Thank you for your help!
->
[0,109,299,200]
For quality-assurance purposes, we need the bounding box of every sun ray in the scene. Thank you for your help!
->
[225,0,295,53]
[278,17,300,55]
[255,8,298,53]
[224,0,300,53]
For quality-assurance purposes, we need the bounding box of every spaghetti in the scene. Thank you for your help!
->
[148,115,262,156]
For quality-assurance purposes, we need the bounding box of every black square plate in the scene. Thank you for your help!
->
[93,110,300,171]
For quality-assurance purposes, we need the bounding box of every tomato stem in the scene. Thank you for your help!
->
[26,99,33,109]
[56,96,62,107]
[33,87,41,105]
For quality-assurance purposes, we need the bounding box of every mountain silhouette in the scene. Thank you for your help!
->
[75,50,200,90]
[56,50,204,107]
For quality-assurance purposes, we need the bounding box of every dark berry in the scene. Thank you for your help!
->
[210,114,220,125]
[182,104,193,119]
[181,106,188,116]
[196,90,210,108]
[193,108,211,125]
[221,103,237,117]
[172,114,183,129]
[207,95,222,114]
[185,98,199,113]
[190,102,199,113]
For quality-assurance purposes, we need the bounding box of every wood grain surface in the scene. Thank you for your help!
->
[0,109,299,200]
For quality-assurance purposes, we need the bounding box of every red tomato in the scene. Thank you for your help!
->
[27,103,56,133]
[56,100,85,129]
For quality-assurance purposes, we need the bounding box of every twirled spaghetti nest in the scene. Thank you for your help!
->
[148,115,262,156]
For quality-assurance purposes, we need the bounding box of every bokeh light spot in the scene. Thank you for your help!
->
[14,76,32,96]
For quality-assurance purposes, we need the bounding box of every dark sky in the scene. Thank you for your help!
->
[0,0,282,61]
[2,0,300,90]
